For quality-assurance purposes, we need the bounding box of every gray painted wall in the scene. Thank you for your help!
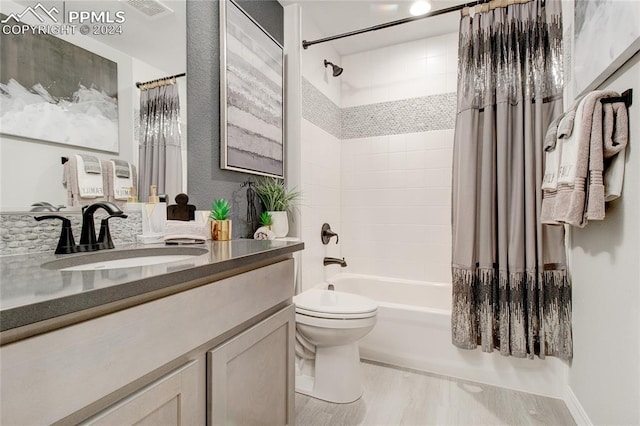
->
[186,0,283,238]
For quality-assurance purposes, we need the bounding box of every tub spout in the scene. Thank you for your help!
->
[324,257,347,267]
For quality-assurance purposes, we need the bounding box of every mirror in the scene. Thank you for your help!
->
[0,0,186,211]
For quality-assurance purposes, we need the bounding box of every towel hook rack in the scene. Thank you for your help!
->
[600,88,633,107]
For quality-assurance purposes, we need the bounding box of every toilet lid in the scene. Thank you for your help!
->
[294,289,377,317]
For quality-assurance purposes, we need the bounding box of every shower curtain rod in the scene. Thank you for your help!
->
[301,0,529,49]
[136,72,186,89]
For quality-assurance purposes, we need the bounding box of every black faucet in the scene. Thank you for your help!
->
[323,257,347,267]
[35,202,127,254]
[34,215,78,254]
[79,202,127,252]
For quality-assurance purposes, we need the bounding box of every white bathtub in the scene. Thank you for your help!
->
[320,273,567,398]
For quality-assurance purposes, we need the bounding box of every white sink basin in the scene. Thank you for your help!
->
[58,255,199,271]
[41,247,208,271]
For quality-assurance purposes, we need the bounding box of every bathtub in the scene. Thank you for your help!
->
[318,273,567,398]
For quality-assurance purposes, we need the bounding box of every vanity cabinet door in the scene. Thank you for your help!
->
[208,304,295,426]
[81,360,199,426]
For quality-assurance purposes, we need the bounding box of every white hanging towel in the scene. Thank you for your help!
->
[75,154,104,198]
[557,98,587,185]
[541,115,563,191]
[602,101,629,201]
[110,159,133,200]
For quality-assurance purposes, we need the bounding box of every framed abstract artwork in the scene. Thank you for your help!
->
[573,0,640,97]
[219,0,284,178]
[0,14,119,153]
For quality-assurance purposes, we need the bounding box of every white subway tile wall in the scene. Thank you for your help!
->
[341,130,453,282]
[341,33,459,107]
[300,31,458,286]
[339,33,457,283]
[300,119,342,291]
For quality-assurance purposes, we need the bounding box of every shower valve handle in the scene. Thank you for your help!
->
[321,223,339,245]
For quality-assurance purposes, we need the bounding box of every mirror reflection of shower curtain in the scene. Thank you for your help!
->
[451,0,572,360]
[138,83,183,203]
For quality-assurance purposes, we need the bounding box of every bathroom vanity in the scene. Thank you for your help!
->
[0,239,303,425]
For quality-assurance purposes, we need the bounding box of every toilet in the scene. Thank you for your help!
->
[293,288,378,403]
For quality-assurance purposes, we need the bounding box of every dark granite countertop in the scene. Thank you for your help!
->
[0,239,304,334]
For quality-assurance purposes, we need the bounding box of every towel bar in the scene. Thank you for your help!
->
[600,89,633,107]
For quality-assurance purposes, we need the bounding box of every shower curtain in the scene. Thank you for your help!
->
[451,0,572,359]
[138,83,183,203]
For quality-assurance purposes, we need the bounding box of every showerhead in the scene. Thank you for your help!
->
[324,59,343,77]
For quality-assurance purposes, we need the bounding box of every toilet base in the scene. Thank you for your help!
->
[295,342,364,404]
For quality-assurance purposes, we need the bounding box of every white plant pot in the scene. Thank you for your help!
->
[269,211,288,238]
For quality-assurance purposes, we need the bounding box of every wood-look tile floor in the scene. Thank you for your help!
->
[295,361,576,426]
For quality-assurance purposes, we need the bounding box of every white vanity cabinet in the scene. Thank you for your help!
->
[208,305,295,425]
[81,360,200,425]
[0,257,295,425]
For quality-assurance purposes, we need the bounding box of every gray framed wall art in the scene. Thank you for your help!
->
[0,14,119,153]
[219,0,284,178]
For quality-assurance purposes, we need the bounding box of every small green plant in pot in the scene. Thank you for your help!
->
[210,198,232,241]
[254,177,301,238]
[259,211,273,229]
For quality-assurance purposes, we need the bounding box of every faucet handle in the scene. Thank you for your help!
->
[35,215,78,254]
[321,223,339,245]
[97,214,128,250]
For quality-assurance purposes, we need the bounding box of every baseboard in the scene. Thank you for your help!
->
[359,345,566,398]
[564,386,592,426]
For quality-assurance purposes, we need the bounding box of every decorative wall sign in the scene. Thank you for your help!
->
[0,14,119,153]
[219,0,284,178]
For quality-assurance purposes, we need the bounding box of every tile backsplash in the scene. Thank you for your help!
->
[0,211,142,256]
[302,77,342,139]
[302,76,456,140]
[341,93,456,139]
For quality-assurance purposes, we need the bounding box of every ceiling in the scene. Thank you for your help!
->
[9,0,460,69]
[13,0,186,74]
[278,0,466,55]
[84,0,186,75]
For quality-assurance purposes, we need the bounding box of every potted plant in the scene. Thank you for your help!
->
[254,177,301,238]
[210,198,232,241]
[259,211,273,230]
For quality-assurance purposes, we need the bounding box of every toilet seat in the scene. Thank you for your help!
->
[296,311,377,329]
[294,289,377,320]
[295,307,376,320]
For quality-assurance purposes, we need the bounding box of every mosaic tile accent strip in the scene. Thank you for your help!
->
[302,77,341,138]
[341,92,457,139]
[0,211,142,256]
[301,76,456,139]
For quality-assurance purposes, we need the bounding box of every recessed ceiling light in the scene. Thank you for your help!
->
[410,0,432,16]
